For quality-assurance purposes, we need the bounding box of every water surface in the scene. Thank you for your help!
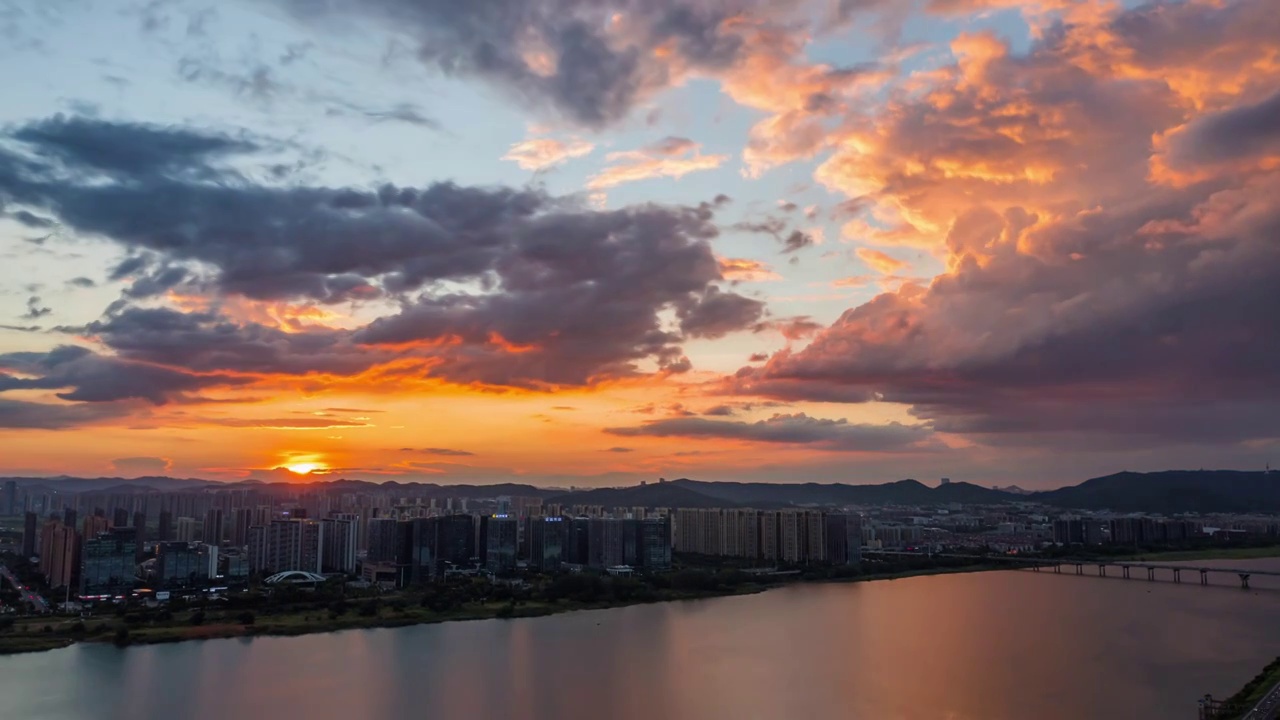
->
[4,559,1280,719]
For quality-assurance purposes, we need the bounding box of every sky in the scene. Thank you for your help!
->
[0,0,1277,488]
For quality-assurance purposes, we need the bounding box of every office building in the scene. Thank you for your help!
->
[481,515,518,575]
[366,518,400,563]
[824,514,862,565]
[526,516,564,571]
[2,480,15,516]
[154,541,217,588]
[63,508,77,533]
[80,528,138,598]
[112,507,130,529]
[636,517,672,569]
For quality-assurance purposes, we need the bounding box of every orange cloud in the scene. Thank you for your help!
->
[855,248,909,275]
[502,136,595,170]
[718,257,782,282]
[587,137,727,189]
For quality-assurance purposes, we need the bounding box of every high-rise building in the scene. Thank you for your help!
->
[264,519,324,574]
[154,541,217,588]
[435,514,476,574]
[80,528,138,598]
[82,514,109,539]
[246,526,269,574]
[321,516,358,574]
[203,508,224,546]
[38,520,77,589]
[636,517,672,570]
[824,514,862,565]
[132,511,147,561]
[759,511,779,562]
[481,515,518,575]
[231,508,253,547]
[22,511,38,557]
[63,508,77,532]
[175,517,199,542]
[112,507,130,529]
[158,510,174,542]
[2,480,16,516]
[526,516,564,571]
[366,518,400,563]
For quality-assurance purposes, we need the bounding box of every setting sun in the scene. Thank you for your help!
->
[284,462,327,475]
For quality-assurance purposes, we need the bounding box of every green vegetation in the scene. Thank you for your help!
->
[0,553,997,656]
[1205,656,1280,719]
[1118,546,1280,562]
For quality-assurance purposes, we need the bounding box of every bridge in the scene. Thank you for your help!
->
[861,550,1280,589]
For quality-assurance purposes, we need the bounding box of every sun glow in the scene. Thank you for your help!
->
[285,462,327,475]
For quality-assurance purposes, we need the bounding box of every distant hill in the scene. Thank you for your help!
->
[5,469,1278,514]
[670,478,1014,507]
[547,482,733,509]
[1032,470,1280,513]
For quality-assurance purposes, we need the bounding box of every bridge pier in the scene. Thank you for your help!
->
[1098,564,1107,577]
[1147,567,1155,581]
[1075,563,1083,575]
[1033,565,1040,572]
[1122,566,1131,579]
[1053,565,1060,574]
[1239,573,1250,590]
[1200,569,1210,586]
[1174,568,1181,583]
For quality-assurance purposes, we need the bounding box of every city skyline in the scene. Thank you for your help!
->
[1,0,1278,488]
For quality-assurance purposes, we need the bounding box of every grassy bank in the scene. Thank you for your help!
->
[0,562,992,657]
[1117,546,1280,562]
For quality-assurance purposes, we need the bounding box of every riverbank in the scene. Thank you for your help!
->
[0,561,1001,656]
[1117,546,1280,562]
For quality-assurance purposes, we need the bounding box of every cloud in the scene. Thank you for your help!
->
[359,103,442,130]
[0,345,252,404]
[855,248,908,275]
[0,117,764,395]
[110,456,172,474]
[67,277,96,288]
[399,447,476,457]
[588,137,727,190]
[719,254,784,284]
[22,296,50,319]
[0,398,132,429]
[270,0,761,128]
[606,413,936,452]
[207,417,374,430]
[604,446,634,453]
[728,0,1280,450]
[502,136,594,171]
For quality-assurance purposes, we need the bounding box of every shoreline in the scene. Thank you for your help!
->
[0,563,1004,657]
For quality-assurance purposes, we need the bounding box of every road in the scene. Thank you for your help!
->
[0,563,51,613]
[1242,679,1280,719]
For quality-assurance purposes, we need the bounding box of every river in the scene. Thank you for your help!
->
[4,559,1280,719]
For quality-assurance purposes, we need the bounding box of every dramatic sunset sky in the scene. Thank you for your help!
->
[0,0,1277,487]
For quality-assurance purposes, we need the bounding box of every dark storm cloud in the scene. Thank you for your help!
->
[1161,88,1280,168]
[0,117,761,391]
[0,398,131,429]
[0,344,251,404]
[9,114,257,180]
[606,413,935,452]
[272,0,760,127]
